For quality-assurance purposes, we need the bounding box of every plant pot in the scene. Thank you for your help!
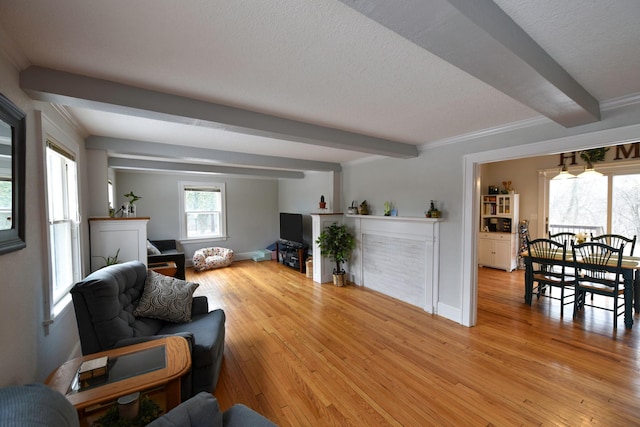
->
[333,272,346,287]
[319,202,326,209]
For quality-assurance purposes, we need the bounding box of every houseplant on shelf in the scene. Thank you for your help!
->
[123,191,142,217]
[315,222,355,287]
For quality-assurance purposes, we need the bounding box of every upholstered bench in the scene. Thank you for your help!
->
[193,247,234,271]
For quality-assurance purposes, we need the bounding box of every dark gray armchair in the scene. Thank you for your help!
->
[70,261,225,399]
[0,384,276,427]
[148,239,186,279]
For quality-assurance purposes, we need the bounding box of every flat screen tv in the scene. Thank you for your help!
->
[280,213,303,244]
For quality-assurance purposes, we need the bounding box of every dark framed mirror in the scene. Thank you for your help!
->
[0,92,26,254]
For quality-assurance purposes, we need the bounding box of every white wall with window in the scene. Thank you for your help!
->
[43,133,82,322]
[115,170,279,261]
[481,148,640,255]
[179,182,227,242]
[543,161,640,254]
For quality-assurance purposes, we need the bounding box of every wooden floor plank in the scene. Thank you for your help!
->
[190,261,640,425]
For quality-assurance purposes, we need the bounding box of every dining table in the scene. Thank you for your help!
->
[522,251,640,328]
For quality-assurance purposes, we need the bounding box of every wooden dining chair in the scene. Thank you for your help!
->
[548,232,578,276]
[571,241,625,328]
[526,238,574,317]
[549,232,576,245]
[590,233,636,256]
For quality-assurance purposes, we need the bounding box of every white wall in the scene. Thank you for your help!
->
[115,170,280,259]
[0,53,84,386]
[86,149,109,217]
[279,171,334,245]
[342,145,467,311]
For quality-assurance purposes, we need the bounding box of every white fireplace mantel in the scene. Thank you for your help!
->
[346,215,441,314]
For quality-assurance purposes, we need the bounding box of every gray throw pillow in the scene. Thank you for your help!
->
[134,270,199,323]
[147,240,162,255]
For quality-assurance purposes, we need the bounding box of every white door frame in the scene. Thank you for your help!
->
[460,123,640,327]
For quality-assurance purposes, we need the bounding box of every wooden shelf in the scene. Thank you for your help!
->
[345,214,441,222]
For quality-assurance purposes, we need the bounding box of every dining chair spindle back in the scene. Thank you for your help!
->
[590,233,636,256]
[549,232,576,245]
[571,241,626,328]
[526,238,574,317]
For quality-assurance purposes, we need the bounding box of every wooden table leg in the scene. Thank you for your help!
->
[624,269,634,328]
[634,270,640,314]
[524,260,533,305]
[164,378,182,410]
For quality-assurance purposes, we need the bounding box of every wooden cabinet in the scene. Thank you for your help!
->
[478,232,518,272]
[479,193,519,272]
[89,217,150,272]
[481,194,518,232]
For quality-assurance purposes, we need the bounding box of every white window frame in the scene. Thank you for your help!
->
[179,181,227,243]
[40,113,83,325]
[538,159,640,238]
[108,179,114,210]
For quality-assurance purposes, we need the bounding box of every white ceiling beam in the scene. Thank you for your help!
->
[20,66,419,159]
[339,0,601,127]
[109,157,305,179]
[87,136,341,172]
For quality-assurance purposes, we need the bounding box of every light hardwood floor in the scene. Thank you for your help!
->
[189,261,640,426]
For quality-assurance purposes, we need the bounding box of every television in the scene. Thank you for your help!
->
[279,213,303,244]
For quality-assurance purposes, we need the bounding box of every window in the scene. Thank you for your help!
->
[0,177,10,230]
[180,182,226,241]
[46,140,81,316]
[108,179,114,211]
[547,164,640,243]
[611,174,640,238]
[548,175,607,235]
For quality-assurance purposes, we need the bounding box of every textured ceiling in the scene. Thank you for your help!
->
[0,0,639,173]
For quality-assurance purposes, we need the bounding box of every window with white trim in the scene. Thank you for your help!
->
[545,162,640,253]
[46,140,81,315]
[180,182,227,241]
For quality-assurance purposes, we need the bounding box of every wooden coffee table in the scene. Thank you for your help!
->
[46,336,191,426]
[149,261,178,277]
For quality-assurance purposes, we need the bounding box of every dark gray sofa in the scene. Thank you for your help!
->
[0,384,276,427]
[148,239,186,279]
[70,261,225,399]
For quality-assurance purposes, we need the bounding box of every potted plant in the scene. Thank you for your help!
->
[124,191,142,216]
[319,195,326,209]
[315,222,355,286]
[93,248,120,268]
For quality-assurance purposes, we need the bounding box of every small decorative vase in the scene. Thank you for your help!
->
[129,203,137,217]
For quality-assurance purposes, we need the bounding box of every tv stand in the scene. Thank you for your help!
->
[276,240,308,274]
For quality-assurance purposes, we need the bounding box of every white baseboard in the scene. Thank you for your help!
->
[436,302,462,325]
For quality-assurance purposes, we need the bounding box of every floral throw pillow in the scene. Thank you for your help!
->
[134,270,199,323]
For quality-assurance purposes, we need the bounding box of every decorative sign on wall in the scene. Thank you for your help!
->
[558,142,639,166]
